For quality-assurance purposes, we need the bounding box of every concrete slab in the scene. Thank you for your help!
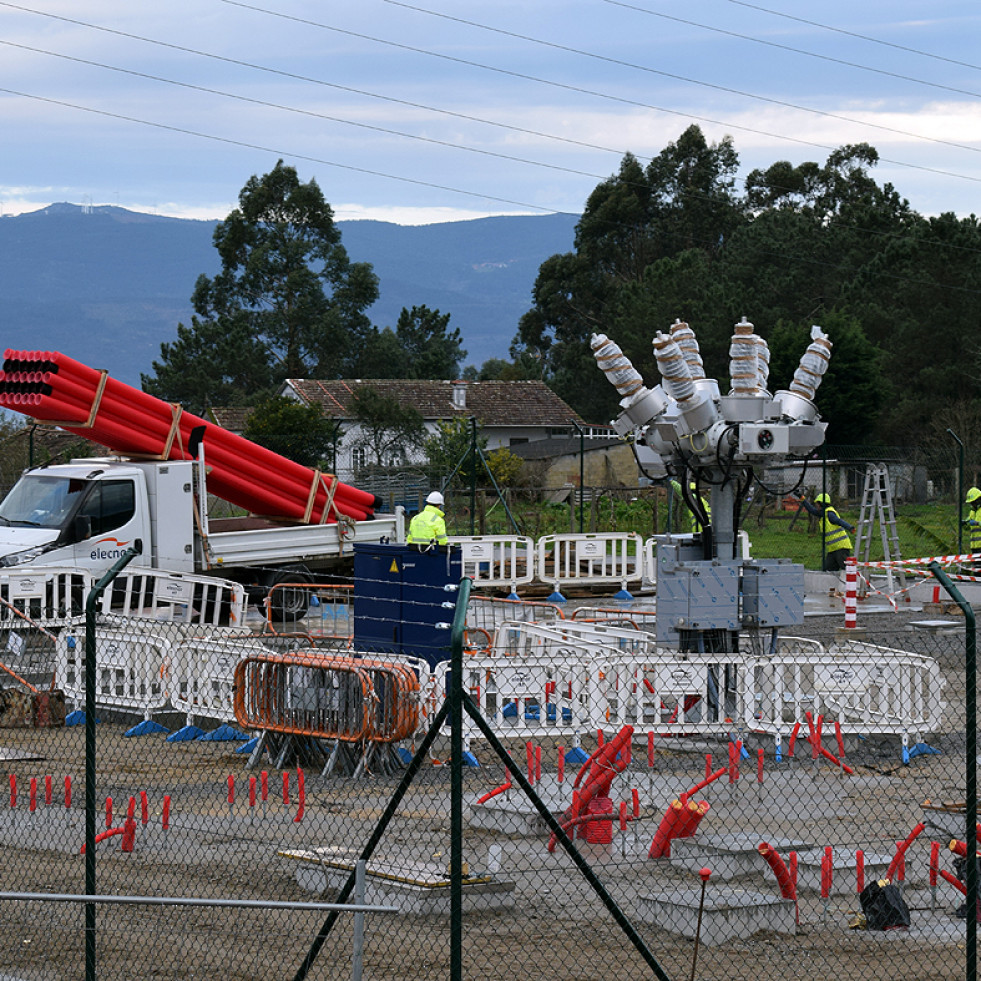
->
[669,834,814,881]
[282,847,516,914]
[635,886,796,944]
[794,848,892,895]
[468,774,686,837]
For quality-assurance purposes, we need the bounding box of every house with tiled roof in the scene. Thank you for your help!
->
[280,378,597,483]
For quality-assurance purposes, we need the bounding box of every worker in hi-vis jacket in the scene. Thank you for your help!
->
[407,491,448,546]
[800,492,855,571]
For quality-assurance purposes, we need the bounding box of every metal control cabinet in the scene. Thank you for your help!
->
[655,542,741,646]
[353,543,462,666]
[741,560,805,628]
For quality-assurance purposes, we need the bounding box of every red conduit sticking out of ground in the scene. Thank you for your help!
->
[548,726,633,852]
[647,799,710,858]
[758,842,797,900]
[0,351,381,522]
[887,822,926,882]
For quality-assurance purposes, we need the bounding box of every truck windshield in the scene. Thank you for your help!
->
[0,475,90,529]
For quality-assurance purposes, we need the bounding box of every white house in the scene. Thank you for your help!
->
[279,378,593,484]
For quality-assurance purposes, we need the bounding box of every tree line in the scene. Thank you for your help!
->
[141,136,981,464]
[513,125,981,448]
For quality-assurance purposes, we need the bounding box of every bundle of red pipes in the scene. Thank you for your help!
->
[0,350,381,523]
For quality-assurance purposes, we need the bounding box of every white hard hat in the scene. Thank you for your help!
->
[426,491,445,507]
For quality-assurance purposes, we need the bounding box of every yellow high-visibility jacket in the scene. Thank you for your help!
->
[407,504,447,545]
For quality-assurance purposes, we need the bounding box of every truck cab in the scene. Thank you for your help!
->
[0,459,194,574]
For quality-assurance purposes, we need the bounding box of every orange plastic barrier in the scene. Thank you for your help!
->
[233,651,420,744]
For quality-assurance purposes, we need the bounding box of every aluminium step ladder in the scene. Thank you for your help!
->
[854,463,906,600]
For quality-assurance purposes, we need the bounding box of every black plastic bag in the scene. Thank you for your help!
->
[859,880,910,931]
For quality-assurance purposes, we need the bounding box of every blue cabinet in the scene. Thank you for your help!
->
[353,544,463,666]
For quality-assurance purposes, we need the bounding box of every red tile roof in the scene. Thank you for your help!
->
[286,379,586,428]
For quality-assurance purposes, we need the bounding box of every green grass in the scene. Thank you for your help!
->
[445,494,965,570]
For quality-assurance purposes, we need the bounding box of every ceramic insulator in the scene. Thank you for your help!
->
[653,331,695,403]
[789,325,832,400]
[669,320,705,380]
[729,317,761,395]
[591,333,646,398]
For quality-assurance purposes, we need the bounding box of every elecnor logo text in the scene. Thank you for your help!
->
[90,537,131,562]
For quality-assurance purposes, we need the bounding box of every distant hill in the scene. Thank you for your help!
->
[0,204,578,387]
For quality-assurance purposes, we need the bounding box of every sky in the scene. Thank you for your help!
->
[1,0,980,224]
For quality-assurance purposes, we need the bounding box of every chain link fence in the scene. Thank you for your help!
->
[0,550,975,981]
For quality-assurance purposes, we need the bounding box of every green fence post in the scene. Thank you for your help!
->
[84,543,142,981]
[450,575,472,981]
[929,561,975,981]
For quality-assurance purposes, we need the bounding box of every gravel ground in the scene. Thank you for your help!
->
[0,601,975,981]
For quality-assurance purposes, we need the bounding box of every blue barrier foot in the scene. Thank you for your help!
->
[66,710,98,726]
[167,725,205,742]
[614,588,633,601]
[547,590,567,603]
[507,591,521,601]
[565,746,590,766]
[124,720,169,737]
[198,723,248,742]
[236,736,261,754]
[502,703,518,718]
[397,746,414,764]
[905,742,941,763]
[462,751,480,768]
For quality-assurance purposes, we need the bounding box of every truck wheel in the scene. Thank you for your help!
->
[266,570,311,624]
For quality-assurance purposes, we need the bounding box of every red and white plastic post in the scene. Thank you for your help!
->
[844,557,858,629]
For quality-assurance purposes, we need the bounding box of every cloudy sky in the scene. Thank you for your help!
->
[2,0,980,224]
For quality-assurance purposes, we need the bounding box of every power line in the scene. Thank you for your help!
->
[4,0,981,271]
[0,0,642,161]
[722,0,981,73]
[601,0,981,101]
[215,0,981,189]
[378,0,981,156]
[6,0,980,193]
[3,87,979,326]
[0,39,612,182]
[0,84,560,215]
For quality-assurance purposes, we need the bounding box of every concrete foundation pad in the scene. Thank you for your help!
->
[794,848,892,895]
[669,834,815,881]
[282,848,516,914]
[635,886,796,944]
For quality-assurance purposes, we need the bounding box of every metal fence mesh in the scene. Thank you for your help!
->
[0,567,974,981]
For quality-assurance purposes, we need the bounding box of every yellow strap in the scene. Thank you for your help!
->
[161,403,184,459]
[302,471,340,525]
[43,369,109,428]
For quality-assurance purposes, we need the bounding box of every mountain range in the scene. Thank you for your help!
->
[0,203,578,387]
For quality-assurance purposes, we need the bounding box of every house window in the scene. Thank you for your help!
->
[509,437,529,447]
[352,446,367,471]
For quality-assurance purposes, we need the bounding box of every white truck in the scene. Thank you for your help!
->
[0,457,403,611]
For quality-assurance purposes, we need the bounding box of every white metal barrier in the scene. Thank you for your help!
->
[422,620,945,749]
[0,568,88,628]
[170,635,274,722]
[56,625,173,719]
[536,533,644,594]
[464,596,565,651]
[99,569,247,629]
[571,605,657,632]
[433,652,589,742]
[594,653,747,736]
[448,535,535,592]
[748,642,946,744]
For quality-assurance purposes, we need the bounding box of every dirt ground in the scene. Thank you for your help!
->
[0,607,975,981]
